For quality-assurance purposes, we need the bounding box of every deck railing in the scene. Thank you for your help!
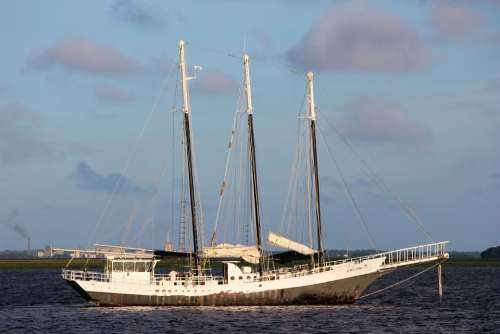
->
[260,241,449,280]
[153,273,224,283]
[62,269,223,284]
[63,241,449,284]
[323,241,449,268]
[62,269,110,282]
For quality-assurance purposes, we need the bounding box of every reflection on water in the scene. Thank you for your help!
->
[0,267,499,333]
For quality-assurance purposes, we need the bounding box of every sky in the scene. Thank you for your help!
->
[0,0,499,252]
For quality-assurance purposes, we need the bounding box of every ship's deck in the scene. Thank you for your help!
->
[62,241,449,285]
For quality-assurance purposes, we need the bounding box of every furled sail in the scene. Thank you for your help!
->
[267,232,315,256]
[202,244,260,264]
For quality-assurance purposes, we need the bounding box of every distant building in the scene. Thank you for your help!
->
[36,245,54,258]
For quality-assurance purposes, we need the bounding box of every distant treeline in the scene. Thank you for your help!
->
[481,246,500,259]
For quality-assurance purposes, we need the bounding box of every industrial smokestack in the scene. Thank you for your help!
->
[27,237,31,252]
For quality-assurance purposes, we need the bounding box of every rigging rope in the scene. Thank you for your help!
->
[120,203,140,245]
[178,149,189,252]
[188,42,243,60]
[279,88,308,239]
[317,110,434,242]
[316,123,379,251]
[170,65,180,248]
[357,261,442,300]
[130,153,172,247]
[188,41,306,77]
[87,59,178,246]
[211,75,246,245]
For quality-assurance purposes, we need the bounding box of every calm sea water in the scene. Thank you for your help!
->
[0,267,499,333]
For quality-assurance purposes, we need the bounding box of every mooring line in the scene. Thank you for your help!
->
[358,262,442,300]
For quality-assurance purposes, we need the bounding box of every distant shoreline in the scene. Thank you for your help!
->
[0,258,499,269]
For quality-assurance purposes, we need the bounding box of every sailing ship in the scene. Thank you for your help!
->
[61,40,449,306]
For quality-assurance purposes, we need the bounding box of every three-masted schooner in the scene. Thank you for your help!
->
[61,40,449,306]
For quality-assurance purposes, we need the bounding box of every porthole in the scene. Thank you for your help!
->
[238,276,243,280]
[230,276,235,280]
[246,276,251,280]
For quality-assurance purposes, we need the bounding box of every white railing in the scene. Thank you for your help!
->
[62,269,224,284]
[323,241,449,268]
[259,241,449,281]
[62,241,449,284]
[153,273,224,283]
[62,269,110,282]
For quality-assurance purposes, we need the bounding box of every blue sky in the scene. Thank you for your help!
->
[0,0,499,252]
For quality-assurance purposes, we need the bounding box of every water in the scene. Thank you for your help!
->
[0,267,499,333]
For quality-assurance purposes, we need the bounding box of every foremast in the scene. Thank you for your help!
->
[307,72,324,264]
[243,54,263,274]
[179,40,201,272]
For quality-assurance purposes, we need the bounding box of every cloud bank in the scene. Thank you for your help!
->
[429,3,485,41]
[0,103,53,164]
[111,0,165,30]
[72,161,150,194]
[337,97,432,147]
[26,35,141,76]
[192,70,236,95]
[287,2,430,72]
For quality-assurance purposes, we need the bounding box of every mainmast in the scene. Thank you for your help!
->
[307,71,324,264]
[179,40,200,271]
[243,54,263,274]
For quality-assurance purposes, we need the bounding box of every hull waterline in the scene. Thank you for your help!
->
[65,271,386,306]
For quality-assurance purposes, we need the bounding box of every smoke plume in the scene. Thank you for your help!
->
[0,209,30,242]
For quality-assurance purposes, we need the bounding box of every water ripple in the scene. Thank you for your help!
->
[0,267,498,333]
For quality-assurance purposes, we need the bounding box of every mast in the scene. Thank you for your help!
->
[243,54,263,274]
[179,40,200,271]
[307,71,324,264]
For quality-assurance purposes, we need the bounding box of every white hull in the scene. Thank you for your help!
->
[66,258,386,306]
[63,242,449,306]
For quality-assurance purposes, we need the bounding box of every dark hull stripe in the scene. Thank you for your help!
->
[68,271,385,307]
[66,280,94,302]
